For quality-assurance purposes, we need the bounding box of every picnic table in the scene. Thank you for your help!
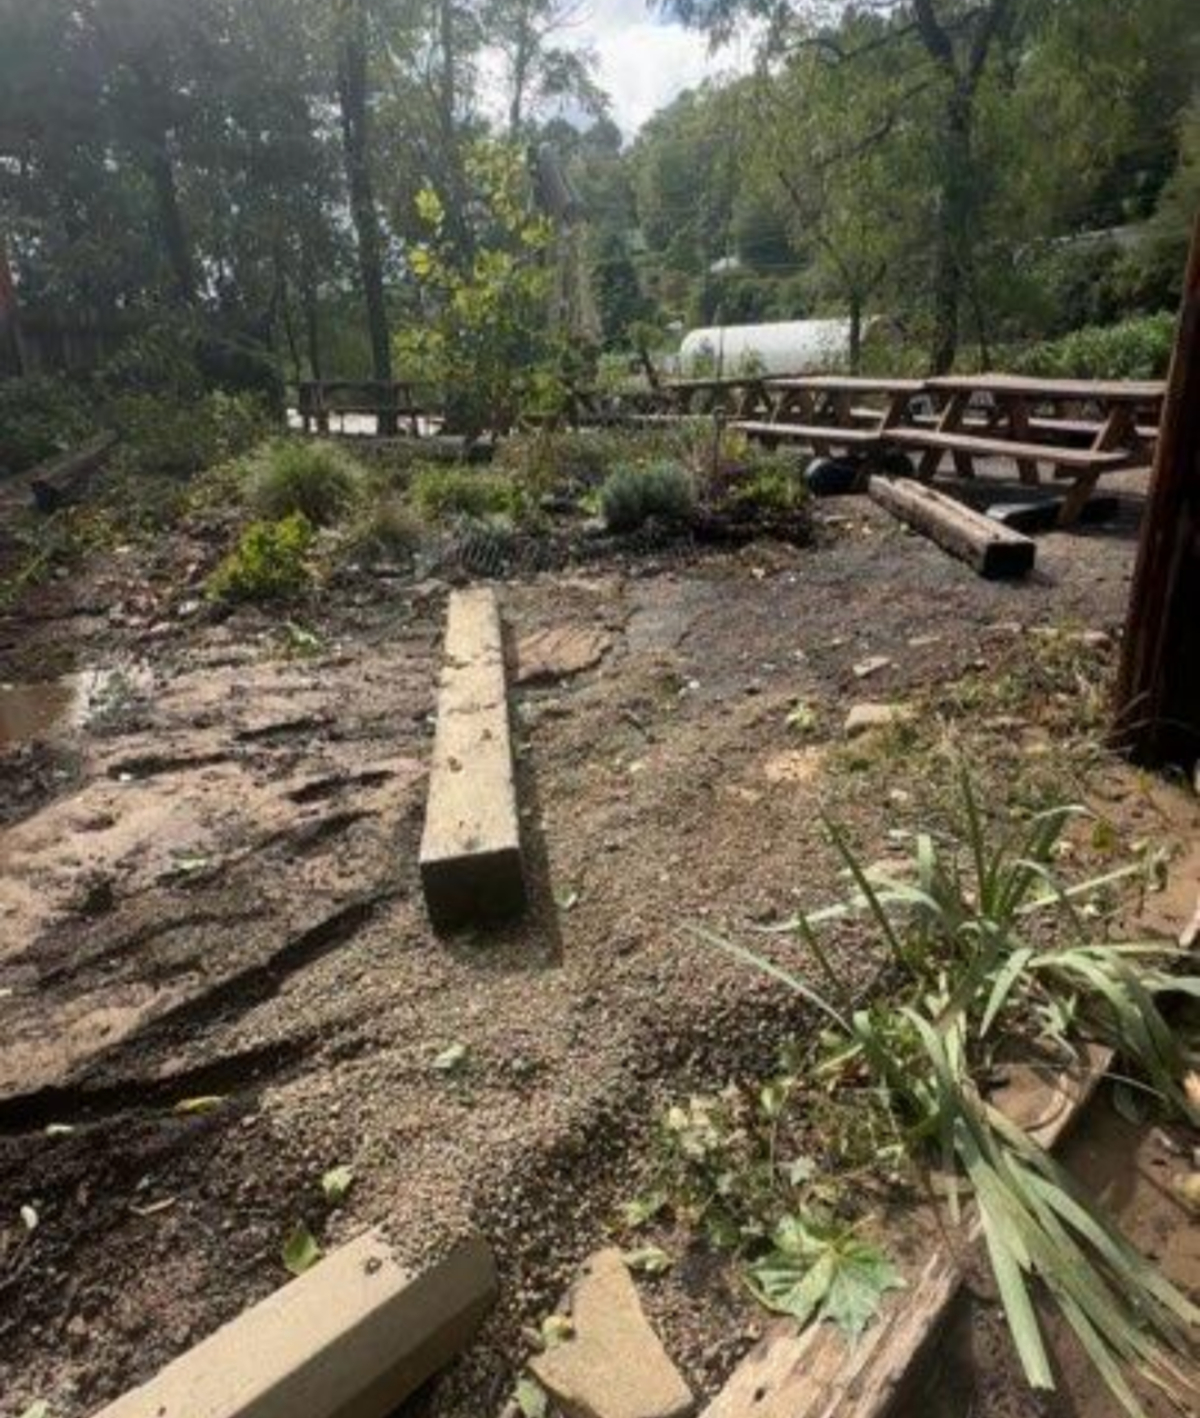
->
[894,374,1163,523]
[733,375,925,457]
[297,379,432,436]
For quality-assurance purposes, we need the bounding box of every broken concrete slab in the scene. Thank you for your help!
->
[844,703,913,738]
[420,588,527,931]
[530,1248,695,1418]
[515,625,612,685]
[92,1230,497,1418]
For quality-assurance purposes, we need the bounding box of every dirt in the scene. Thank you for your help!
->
[0,465,1195,1417]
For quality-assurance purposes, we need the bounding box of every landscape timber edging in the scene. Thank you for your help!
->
[419,586,528,931]
[89,1230,497,1418]
[701,1041,1113,1418]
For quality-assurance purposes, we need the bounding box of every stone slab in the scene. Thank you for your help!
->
[91,1231,497,1418]
[530,1248,694,1418]
[419,588,527,931]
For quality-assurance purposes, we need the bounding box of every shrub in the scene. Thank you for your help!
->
[244,439,365,526]
[0,375,97,477]
[725,451,809,515]
[495,428,620,495]
[410,464,516,522]
[1015,312,1176,381]
[342,496,424,562]
[110,389,270,480]
[599,461,696,533]
[207,513,315,602]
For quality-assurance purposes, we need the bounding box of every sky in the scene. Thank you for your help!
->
[560,0,752,136]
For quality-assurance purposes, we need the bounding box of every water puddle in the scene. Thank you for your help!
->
[0,666,152,751]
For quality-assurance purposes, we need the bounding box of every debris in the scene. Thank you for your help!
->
[844,703,913,737]
[852,656,892,680]
[529,1248,694,1418]
[282,1223,323,1277]
[515,626,612,686]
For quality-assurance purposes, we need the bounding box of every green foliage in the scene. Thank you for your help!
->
[244,439,365,526]
[400,140,565,435]
[109,390,269,480]
[207,513,315,602]
[1015,313,1177,381]
[341,495,424,562]
[409,465,516,523]
[599,461,695,533]
[748,1214,904,1339]
[723,450,808,515]
[699,775,1200,1416]
[0,376,97,477]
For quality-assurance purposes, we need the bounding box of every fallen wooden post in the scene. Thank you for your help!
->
[868,475,1035,579]
[420,587,527,931]
[28,430,119,513]
[93,1230,497,1418]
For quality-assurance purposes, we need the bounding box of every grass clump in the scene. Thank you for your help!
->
[725,450,809,515]
[341,496,424,563]
[686,773,1199,1416]
[244,439,365,526]
[599,461,695,533]
[208,512,315,602]
[410,464,516,523]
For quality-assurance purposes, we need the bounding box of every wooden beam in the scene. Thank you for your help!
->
[1114,213,1200,771]
[28,431,119,513]
[868,475,1035,579]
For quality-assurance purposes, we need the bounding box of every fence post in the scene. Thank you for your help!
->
[1113,212,1200,769]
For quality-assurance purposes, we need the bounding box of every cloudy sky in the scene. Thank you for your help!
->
[560,0,753,135]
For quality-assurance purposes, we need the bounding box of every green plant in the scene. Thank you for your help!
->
[1015,313,1176,382]
[599,461,696,533]
[409,464,516,523]
[341,495,424,562]
[695,774,1200,1416]
[0,375,97,477]
[243,439,364,526]
[725,450,809,515]
[207,513,315,602]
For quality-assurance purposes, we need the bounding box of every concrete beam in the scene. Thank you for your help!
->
[420,588,527,931]
[91,1231,497,1418]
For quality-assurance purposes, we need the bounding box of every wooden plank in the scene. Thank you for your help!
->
[1114,212,1200,766]
[419,588,527,932]
[28,431,119,512]
[868,476,1035,579]
[93,1232,497,1418]
[765,377,925,394]
[733,421,881,446]
[886,427,1128,471]
[926,373,1165,403]
[702,1043,1112,1418]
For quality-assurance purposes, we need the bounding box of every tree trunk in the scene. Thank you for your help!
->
[848,290,863,374]
[336,0,393,424]
[1113,214,1200,770]
[146,131,197,306]
[301,248,323,382]
[930,88,972,374]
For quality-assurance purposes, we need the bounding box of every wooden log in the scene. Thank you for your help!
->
[1114,214,1200,770]
[419,588,527,932]
[28,431,119,513]
[868,475,1035,579]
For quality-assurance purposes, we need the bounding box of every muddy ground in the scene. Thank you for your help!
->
[1,466,1197,1417]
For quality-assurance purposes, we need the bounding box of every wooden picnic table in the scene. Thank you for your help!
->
[297,379,430,436]
[899,374,1165,522]
[734,375,925,457]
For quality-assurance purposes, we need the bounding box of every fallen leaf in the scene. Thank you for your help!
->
[282,1223,322,1277]
[515,1376,548,1418]
[433,1043,468,1074]
[785,702,817,734]
[556,889,580,912]
[321,1165,355,1205]
[540,1313,574,1348]
[20,1403,50,1418]
[620,1192,666,1229]
[20,1204,38,1232]
[173,1095,225,1115]
[130,1197,177,1218]
[623,1245,673,1276]
[44,1124,75,1138]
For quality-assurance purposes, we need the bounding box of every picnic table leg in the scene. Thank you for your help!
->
[918,390,969,481]
[1004,395,1041,486]
[1057,405,1136,526]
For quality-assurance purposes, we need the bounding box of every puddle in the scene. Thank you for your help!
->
[0,666,153,750]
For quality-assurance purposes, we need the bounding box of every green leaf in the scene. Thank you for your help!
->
[321,1165,354,1204]
[540,1313,574,1348]
[433,1042,468,1074]
[748,1216,904,1339]
[282,1223,322,1277]
[620,1192,666,1229]
[786,702,818,734]
[623,1245,673,1275]
[515,1376,548,1418]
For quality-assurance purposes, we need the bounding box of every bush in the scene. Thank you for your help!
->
[495,428,620,495]
[110,389,270,480]
[599,461,696,533]
[243,439,365,526]
[207,513,315,602]
[725,450,809,514]
[410,464,516,522]
[342,496,424,563]
[1015,312,1176,381]
[0,375,97,477]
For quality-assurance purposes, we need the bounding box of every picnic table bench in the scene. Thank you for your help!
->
[297,379,432,436]
[732,375,925,457]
